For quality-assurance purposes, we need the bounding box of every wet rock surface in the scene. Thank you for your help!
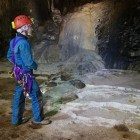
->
[32,19,60,63]
[40,73,86,113]
[37,70,140,139]
[32,1,140,74]
[60,72,72,81]
[95,1,140,70]
[60,92,78,104]
[69,79,86,89]
[62,51,104,75]
[0,61,140,139]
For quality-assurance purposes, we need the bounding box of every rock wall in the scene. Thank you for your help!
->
[96,0,140,70]
[33,0,139,75]
[59,0,140,70]
[0,0,29,57]
[59,2,108,61]
[0,0,139,71]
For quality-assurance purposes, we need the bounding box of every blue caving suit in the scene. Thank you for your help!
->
[7,33,43,125]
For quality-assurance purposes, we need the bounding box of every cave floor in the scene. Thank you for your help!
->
[0,60,140,140]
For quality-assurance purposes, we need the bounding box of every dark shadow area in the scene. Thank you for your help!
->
[97,0,140,69]
[54,0,102,15]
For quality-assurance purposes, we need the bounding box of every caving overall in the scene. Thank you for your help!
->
[7,33,43,125]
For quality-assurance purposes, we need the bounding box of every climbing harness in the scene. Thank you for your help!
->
[11,38,34,97]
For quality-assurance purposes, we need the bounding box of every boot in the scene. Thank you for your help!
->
[31,118,52,125]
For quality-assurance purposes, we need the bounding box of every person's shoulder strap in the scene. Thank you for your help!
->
[12,37,24,49]
[11,37,24,64]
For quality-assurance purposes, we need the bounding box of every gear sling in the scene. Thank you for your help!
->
[11,38,33,96]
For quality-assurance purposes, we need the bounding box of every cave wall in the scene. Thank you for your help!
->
[96,0,140,69]
[59,0,140,70]
[0,0,29,57]
[0,0,88,58]
[53,0,94,15]
[58,1,125,59]
[0,0,52,58]
[0,0,139,70]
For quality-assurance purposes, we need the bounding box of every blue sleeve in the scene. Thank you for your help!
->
[7,46,12,62]
[7,41,13,63]
[19,41,38,70]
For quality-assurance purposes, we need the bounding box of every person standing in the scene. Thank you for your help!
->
[7,15,50,125]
